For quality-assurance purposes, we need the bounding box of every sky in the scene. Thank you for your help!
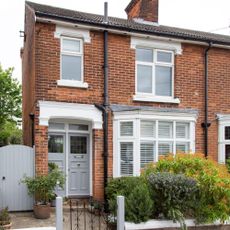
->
[0,0,230,83]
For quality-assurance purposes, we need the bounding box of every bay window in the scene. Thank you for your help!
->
[114,116,195,177]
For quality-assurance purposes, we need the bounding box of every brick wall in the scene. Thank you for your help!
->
[22,6,36,146]
[22,16,230,198]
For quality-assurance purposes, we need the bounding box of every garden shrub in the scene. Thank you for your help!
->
[142,153,230,224]
[226,159,230,173]
[106,177,153,223]
[148,172,198,229]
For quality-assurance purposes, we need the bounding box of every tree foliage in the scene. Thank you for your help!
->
[0,65,22,146]
[0,65,21,125]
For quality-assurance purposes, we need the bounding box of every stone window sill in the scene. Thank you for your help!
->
[57,80,88,88]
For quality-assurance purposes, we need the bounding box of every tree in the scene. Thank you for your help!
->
[0,65,22,146]
[0,65,21,125]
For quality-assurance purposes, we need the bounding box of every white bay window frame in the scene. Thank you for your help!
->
[113,111,196,177]
[217,114,230,164]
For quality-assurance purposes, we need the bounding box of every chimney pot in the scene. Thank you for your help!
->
[125,0,159,23]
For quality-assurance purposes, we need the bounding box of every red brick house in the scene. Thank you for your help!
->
[22,0,230,199]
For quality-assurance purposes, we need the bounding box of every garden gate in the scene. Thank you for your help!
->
[0,145,34,211]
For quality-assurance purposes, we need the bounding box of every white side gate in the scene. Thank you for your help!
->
[0,145,34,211]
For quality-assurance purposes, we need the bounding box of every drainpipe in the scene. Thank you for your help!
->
[202,43,212,157]
[95,2,109,206]
[103,2,109,206]
[29,113,35,146]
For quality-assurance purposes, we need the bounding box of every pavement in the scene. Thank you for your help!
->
[10,207,70,229]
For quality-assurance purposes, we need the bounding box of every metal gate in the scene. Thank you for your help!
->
[69,198,116,230]
[0,145,34,211]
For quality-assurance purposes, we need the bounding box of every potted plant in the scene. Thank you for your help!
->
[22,167,65,219]
[0,207,11,229]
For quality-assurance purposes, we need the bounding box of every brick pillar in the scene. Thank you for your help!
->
[34,117,48,175]
[93,129,104,200]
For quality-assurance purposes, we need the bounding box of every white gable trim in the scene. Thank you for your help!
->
[54,25,91,43]
[38,101,102,129]
[131,37,182,55]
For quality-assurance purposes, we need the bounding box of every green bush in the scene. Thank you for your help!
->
[226,159,230,173]
[143,153,230,224]
[106,177,153,223]
[0,207,10,225]
[148,172,198,229]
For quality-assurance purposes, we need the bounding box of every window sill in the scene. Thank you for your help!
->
[57,80,88,88]
[133,95,180,104]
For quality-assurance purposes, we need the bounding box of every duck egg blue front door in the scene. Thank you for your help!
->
[68,134,90,195]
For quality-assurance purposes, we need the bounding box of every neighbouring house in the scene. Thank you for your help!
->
[22,0,230,200]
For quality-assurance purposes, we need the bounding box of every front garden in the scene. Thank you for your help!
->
[106,153,230,230]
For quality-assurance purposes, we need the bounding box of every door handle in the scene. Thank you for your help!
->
[2,176,5,180]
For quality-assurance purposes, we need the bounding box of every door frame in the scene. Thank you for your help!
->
[48,120,93,197]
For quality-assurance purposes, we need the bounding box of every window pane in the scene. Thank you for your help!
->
[225,127,230,140]
[158,142,173,156]
[69,124,88,131]
[62,55,81,81]
[136,48,153,62]
[62,39,80,53]
[70,136,87,154]
[140,143,155,169]
[48,135,64,153]
[176,123,189,139]
[226,145,230,161]
[141,121,155,138]
[137,65,152,93]
[120,122,133,136]
[158,122,173,138]
[157,51,172,63]
[49,123,65,130]
[155,66,172,96]
[120,143,133,176]
[176,142,189,153]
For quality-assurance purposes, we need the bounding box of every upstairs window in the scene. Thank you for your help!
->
[136,48,174,97]
[61,37,83,82]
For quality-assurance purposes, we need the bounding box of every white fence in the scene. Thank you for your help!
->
[0,145,34,211]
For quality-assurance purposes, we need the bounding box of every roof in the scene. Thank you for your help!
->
[26,1,230,46]
[110,104,198,115]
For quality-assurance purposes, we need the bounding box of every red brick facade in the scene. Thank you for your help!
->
[22,4,230,199]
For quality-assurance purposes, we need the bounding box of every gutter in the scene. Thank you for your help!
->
[202,42,212,157]
[29,113,35,146]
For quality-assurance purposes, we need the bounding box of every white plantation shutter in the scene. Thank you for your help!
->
[176,123,189,139]
[120,142,133,176]
[176,142,189,153]
[141,121,155,138]
[120,122,133,136]
[158,122,173,138]
[158,142,173,155]
[140,143,155,169]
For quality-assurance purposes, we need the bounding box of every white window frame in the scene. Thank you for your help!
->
[217,114,230,164]
[113,111,197,177]
[57,36,88,88]
[135,48,175,100]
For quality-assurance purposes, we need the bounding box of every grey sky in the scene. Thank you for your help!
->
[0,0,229,82]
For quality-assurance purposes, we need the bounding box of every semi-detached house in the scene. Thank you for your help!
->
[22,0,230,199]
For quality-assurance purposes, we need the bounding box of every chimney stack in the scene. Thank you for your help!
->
[125,0,159,23]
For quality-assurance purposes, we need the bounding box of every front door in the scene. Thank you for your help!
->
[68,134,90,196]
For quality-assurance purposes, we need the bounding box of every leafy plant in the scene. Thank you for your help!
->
[143,153,230,224]
[226,159,230,173]
[106,177,153,224]
[148,172,198,229]
[22,168,65,205]
[126,183,153,223]
[0,207,11,225]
